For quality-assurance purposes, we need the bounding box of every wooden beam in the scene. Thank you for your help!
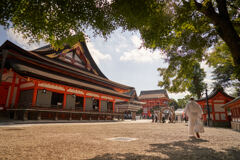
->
[32,81,38,107]
[0,50,8,85]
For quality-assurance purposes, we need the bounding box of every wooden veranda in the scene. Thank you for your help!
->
[7,107,124,121]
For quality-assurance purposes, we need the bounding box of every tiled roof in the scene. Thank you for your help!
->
[196,87,234,102]
[139,89,167,96]
[221,96,240,108]
[32,42,107,79]
[139,89,168,99]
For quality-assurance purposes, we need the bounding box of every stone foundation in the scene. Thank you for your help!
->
[231,122,240,131]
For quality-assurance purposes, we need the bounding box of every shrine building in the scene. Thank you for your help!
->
[0,40,139,121]
[222,96,240,131]
[139,89,169,118]
[115,89,144,120]
[196,87,234,127]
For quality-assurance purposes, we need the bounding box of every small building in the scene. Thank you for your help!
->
[139,89,169,118]
[196,87,234,127]
[175,108,184,122]
[0,40,135,121]
[115,89,144,120]
[222,96,240,131]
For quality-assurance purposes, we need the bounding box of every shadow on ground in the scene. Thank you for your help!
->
[3,128,25,131]
[90,139,240,160]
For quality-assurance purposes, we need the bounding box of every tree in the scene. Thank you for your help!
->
[187,63,206,99]
[168,98,179,110]
[0,0,115,48]
[177,95,192,108]
[136,108,143,115]
[158,60,206,99]
[2,0,240,68]
[1,0,240,83]
[110,0,240,76]
[207,41,240,89]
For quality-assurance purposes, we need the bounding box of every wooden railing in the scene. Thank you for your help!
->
[7,106,124,121]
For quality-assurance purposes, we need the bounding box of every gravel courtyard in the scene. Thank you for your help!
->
[0,120,239,160]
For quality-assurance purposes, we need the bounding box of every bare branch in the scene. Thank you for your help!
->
[216,0,229,19]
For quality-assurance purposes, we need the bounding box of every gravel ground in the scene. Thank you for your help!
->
[0,120,239,160]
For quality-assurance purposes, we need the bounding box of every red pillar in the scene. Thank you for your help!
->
[113,100,115,112]
[32,81,38,107]
[63,87,67,109]
[83,95,86,112]
[99,98,101,112]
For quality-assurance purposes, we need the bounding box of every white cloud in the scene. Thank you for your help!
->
[120,48,164,63]
[200,61,214,77]
[168,92,190,100]
[120,35,165,63]
[86,41,112,65]
[131,35,142,48]
[200,61,215,89]
[6,28,46,50]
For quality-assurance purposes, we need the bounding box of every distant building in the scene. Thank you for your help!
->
[175,108,184,122]
[115,89,144,120]
[139,90,169,118]
[196,87,234,127]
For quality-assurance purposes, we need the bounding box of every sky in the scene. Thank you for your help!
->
[0,26,217,100]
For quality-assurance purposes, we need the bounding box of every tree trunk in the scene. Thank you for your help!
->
[197,0,240,77]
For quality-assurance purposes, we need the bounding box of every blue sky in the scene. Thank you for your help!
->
[0,26,217,100]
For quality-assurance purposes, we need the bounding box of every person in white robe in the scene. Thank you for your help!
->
[184,98,204,138]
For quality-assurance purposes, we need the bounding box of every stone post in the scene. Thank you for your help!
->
[23,111,28,121]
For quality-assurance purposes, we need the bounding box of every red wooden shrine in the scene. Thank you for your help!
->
[196,87,234,127]
[139,90,169,118]
[0,40,136,121]
[222,97,240,131]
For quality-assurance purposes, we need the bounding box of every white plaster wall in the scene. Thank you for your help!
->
[101,96,113,100]
[67,88,84,95]
[11,87,18,107]
[214,104,225,112]
[86,92,99,98]
[38,83,65,91]
[20,82,34,89]
[2,71,13,83]
[5,86,11,107]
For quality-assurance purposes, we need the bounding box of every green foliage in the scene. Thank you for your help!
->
[187,63,206,99]
[1,0,240,88]
[110,0,240,92]
[206,41,240,86]
[169,98,179,110]
[158,59,206,98]
[0,0,115,49]
[177,95,192,108]
[136,108,143,115]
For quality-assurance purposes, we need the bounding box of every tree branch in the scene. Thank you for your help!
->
[193,0,218,20]
[216,0,229,19]
[193,0,203,11]
[232,21,240,28]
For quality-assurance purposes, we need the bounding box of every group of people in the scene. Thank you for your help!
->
[152,112,171,123]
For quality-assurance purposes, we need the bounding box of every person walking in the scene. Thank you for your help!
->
[184,98,204,138]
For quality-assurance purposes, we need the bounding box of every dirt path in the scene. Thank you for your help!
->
[0,121,239,160]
